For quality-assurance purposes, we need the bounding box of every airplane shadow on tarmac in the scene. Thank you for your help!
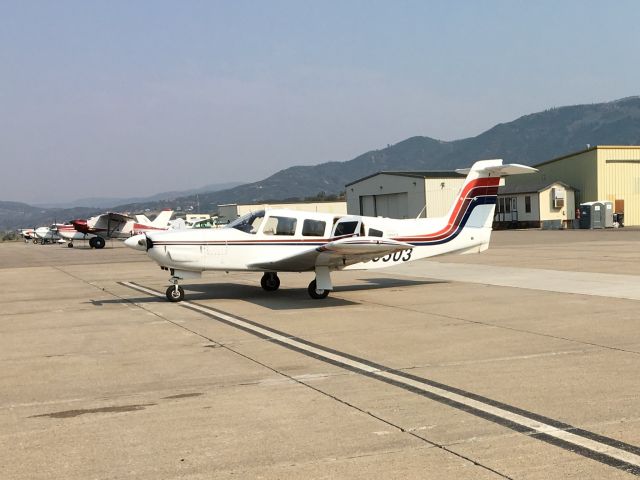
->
[88,278,445,311]
[182,277,446,311]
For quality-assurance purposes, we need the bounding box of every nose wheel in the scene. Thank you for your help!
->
[166,284,185,302]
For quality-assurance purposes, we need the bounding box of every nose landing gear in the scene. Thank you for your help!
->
[166,277,185,302]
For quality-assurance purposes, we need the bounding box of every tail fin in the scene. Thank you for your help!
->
[135,214,151,225]
[150,209,174,227]
[446,159,537,250]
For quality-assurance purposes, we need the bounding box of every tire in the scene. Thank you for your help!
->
[94,237,106,249]
[261,273,280,291]
[67,243,74,248]
[166,285,185,302]
[308,280,329,299]
[88,237,97,248]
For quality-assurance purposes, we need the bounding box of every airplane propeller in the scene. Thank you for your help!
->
[125,233,153,252]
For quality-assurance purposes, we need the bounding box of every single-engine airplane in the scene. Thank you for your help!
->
[34,224,64,244]
[70,209,174,248]
[125,160,536,302]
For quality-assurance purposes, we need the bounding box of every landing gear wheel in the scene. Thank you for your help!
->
[166,285,185,302]
[67,242,74,248]
[94,237,106,249]
[308,280,329,299]
[261,273,280,291]
[89,237,97,248]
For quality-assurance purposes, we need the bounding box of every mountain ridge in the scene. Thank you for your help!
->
[2,96,640,230]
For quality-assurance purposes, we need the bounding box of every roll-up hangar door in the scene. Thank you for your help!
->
[359,193,409,218]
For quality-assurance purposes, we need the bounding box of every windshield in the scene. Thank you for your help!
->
[226,210,265,234]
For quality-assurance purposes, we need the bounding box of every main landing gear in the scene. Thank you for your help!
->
[89,237,106,249]
[260,272,280,291]
[307,280,329,299]
[261,269,333,300]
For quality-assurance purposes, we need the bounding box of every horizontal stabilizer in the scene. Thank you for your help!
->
[456,163,538,176]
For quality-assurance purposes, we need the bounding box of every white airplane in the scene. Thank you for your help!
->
[18,228,36,242]
[34,224,64,244]
[125,160,536,302]
[69,210,174,248]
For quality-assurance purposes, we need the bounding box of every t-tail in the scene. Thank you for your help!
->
[391,159,537,260]
[444,159,537,253]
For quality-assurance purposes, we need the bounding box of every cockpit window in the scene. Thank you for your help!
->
[262,216,297,236]
[226,210,265,234]
[333,221,359,236]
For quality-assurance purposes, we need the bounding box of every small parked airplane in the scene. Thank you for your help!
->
[70,210,174,248]
[125,160,536,302]
[34,224,64,244]
[18,228,36,242]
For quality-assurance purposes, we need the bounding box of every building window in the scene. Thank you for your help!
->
[525,196,531,213]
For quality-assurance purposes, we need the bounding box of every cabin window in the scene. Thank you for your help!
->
[334,221,359,236]
[226,210,265,234]
[263,216,298,236]
[302,219,326,236]
[525,196,531,213]
[368,228,383,237]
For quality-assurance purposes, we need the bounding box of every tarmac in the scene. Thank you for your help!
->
[1,229,640,479]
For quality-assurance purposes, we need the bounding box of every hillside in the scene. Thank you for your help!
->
[0,201,100,231]
[3,96,640,229]
[146,96,640,211]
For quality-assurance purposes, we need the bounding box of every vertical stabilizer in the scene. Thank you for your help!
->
[151,210,174,228]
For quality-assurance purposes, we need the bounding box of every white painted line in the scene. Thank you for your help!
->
[122,281,640,471]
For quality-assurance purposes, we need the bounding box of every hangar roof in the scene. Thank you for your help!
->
[499,181,576,195]
[346,170,465,187]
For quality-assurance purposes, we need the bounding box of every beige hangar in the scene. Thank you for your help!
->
[346,171,466,219]
[511,146,640,226]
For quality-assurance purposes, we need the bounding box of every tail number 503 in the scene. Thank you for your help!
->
[372,249,413,263]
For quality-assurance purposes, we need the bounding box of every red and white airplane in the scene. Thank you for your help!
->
[68,210,174,248]
[125,160,536,302]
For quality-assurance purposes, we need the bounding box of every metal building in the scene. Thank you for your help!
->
[518,145,640,226]
[345,171,466,219]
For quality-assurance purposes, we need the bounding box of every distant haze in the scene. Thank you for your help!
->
[2,0,639,204]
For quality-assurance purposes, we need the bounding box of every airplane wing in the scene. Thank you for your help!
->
[107,212,135,223]
[247,236,414,272]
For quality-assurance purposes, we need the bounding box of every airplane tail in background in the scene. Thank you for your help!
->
[150,209,174,228]
[135,214,151,225]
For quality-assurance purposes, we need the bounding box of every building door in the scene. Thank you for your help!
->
[374,193,409,219]
[510,197,518,222]
[360,195,376,216]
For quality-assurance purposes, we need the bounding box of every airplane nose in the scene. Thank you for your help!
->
[125,234,148,252]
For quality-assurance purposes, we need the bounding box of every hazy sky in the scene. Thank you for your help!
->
[1,0,638,204]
